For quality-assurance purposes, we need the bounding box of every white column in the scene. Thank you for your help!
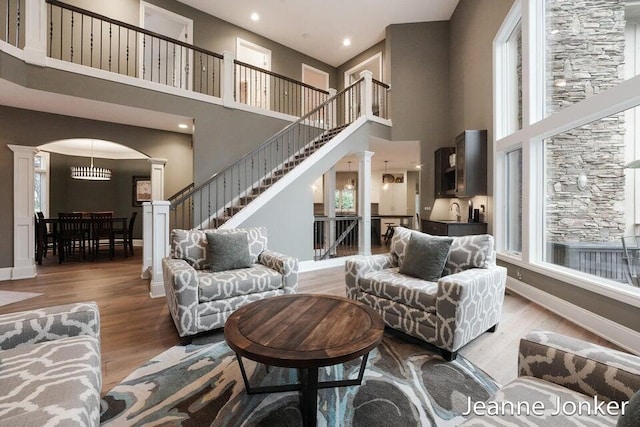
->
[149,201,170,298]
[141,202,152,279]
[23,0,47,66]
[148,158,167,201]
[359,70,374,119]
[222,51,236,107]
[358,151,374,256]
[8,145,37,279]
[324,167,336,255]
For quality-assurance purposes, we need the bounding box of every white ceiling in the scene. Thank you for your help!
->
[178,0,459,67]
[39,139,149,160]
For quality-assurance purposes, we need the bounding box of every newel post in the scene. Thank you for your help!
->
[149,201,170,298]
[222,51,236,107]
[357,151,374,256]
[23,0,47,66]
[359,70,374,119]
[328,88,337,128]
[141,202,152,279]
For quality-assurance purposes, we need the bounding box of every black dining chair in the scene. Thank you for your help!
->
[90,212,114,260]
[112,212,137,257]
[36,212,56,259]
[57,212,86,263]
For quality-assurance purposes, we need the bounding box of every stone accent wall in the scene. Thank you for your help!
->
[545,0,626,244]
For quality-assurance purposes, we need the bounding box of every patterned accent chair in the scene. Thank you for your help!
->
[0,302,102,426]
[163,226,299,339]
[461,330,640,426]
[345,227,507,361]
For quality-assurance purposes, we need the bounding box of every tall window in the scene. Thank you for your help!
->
[495,0,640,296]
[34,152,49,216]
[335,189,356,213]
[505,148,522,255]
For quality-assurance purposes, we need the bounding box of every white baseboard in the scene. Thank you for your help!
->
[11,265,37,280]
[0,268,12,281]
[132,239,143,247]
[299,257,348,273]
[507,277,640,355]
[149,279,166,298]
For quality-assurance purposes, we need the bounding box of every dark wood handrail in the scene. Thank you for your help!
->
[171,77,364,207]
[46,0,223,59]
[234,59,330,95]
[168,182,195,202]
[372,78,390,89]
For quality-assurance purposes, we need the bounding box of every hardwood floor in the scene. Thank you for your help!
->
[0,253,622,394]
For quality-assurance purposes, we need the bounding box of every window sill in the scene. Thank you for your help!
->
[496,253,640,308]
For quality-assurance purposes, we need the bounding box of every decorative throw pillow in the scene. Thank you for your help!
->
[617,389,640,427]
[390,226,413,268]
[443,234,495,275]
[399,233,453,281]
[205,231,252,272]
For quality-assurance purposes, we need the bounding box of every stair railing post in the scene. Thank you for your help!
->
[149,158,167,201]
[23,0,47,66]
[324,166,337,256]
[149,201,170,298]
[359,70,374,120]
[222,51,236,107]
[357,151,374,256]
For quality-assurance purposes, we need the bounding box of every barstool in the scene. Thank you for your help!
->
[384,222,396,245]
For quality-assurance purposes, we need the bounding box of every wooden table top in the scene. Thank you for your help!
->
[224,294,384,368]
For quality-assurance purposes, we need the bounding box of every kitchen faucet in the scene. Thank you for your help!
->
[450,202,461,222]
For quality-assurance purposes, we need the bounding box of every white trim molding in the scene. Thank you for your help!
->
[8,145,37,280]
[0,268,12,281]
[507,277,640,355]
[299,257,347,273]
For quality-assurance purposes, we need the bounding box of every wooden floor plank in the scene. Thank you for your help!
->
[0,254,623,394]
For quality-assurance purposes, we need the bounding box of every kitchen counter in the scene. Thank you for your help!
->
[421,219,487,236]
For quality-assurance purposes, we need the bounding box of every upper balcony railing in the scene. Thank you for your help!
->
[1,0,25,48]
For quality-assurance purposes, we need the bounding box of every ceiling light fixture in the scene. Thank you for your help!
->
[250,12,260,21]
[178,123,189,129]
[344,161,355,190]
[70,140,112,181]
[343,38,351,47]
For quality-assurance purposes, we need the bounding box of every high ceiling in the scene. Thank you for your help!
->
[178,0,459,67]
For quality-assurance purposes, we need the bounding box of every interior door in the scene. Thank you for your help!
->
[236,38,272,110]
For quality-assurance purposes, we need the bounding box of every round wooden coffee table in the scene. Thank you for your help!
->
[224,294,384,427]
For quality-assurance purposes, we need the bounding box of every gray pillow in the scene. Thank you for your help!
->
[618,389,640,427]
[399,233,453,281]
[205,231,251,272]
[444,234,495,275]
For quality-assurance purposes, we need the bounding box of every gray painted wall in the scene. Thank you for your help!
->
[386,22,451,215]
[49,154,148,239]
[449,0,514,231]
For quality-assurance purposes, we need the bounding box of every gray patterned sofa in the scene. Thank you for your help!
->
[461,330,640,426]
[345,227,507,361]
[163,226,299,339]
[0,302,101,427]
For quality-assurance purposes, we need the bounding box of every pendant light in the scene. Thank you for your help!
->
[70,140,112,181]
[344,161,355,190]
[383,160,390,191]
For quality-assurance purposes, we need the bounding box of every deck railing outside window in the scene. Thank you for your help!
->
[1,0,25,48]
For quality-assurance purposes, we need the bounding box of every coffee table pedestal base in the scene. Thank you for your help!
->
[236,353,370,427]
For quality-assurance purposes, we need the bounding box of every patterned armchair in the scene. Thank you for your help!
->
[0,302,102,426]
[163,226,299,339]
[461,330,640,426]
[345,227,507,361]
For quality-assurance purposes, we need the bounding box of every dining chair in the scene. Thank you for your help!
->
[36,212,56,258]
[90,212,114,260]
[57,212,86,263]
[112,212,136,257]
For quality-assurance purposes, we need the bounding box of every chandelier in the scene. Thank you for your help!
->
[70,141,112,181]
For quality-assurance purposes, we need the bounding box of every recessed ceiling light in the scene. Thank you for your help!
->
[251,12,260,21]
[179,124,189,129]
[343,38,351,47]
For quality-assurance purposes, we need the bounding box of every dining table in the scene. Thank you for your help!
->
[36,216,129,264]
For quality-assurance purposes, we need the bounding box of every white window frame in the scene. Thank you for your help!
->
[494,0,640,306]
[34,151,50,218]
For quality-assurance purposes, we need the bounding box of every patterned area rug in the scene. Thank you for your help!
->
[0,290,43,308]
[100,331,499,426]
